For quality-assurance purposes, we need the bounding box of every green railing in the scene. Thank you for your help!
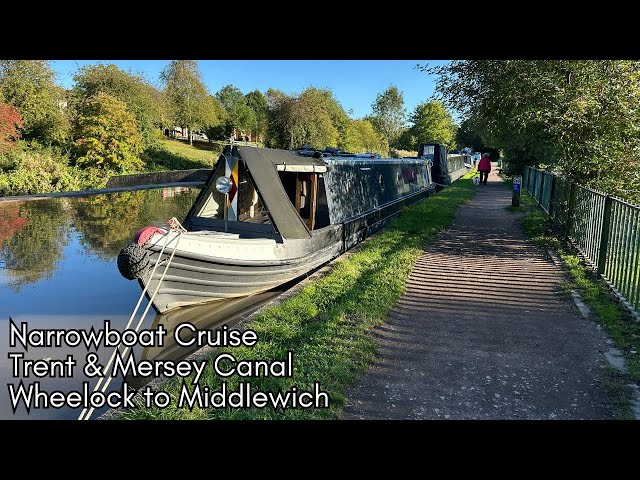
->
[524,166,640,320]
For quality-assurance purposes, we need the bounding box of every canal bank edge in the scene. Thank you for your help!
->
[0,169,210,203]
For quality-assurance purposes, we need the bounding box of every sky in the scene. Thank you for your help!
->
[50,60,450,120]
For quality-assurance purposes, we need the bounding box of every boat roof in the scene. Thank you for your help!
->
[237,147,313,239]
[238,146,327,173]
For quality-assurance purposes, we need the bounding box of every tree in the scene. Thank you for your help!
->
[73,92,143,171]
[266,87,347,150]
[421,60,640,200]
[72,64,163,147]
[370,85,406,145]
[0,60,68,144]
[160,60,217,145]
[456,118,486,151]
[0,102,23,153]
[202,95,228,141]
[216,85,256,137]
[245,90,268,142]
[400,101,457,150]
[349,119,389,155]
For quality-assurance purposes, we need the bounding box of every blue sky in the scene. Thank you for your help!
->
[50,60,450,120]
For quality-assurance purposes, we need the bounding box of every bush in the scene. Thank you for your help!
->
[0,148,108,196]
[0,102,23,153]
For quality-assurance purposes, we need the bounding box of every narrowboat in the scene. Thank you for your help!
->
[419,143,472,185]
[117,144,437,313]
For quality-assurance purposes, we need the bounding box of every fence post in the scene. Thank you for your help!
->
[548,175,556,220]
[567,181,577,236]
[597,195,612,275]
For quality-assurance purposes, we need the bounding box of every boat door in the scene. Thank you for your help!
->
[295,173,318,230]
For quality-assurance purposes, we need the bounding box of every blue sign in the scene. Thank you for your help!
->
[513,184,521,191]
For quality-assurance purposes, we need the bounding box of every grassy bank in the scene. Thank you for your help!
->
[119,173,477,420]
[0,138,223,197]
[516,191,640,417]
[144,138,223,171]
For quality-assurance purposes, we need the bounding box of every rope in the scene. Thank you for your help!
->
[78,223,183,420]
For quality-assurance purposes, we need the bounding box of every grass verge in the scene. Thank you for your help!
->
[143,138,223,171]
[119,172,477,419]
[516,192,640,418]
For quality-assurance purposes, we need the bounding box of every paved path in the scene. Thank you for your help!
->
[342,168,615,419]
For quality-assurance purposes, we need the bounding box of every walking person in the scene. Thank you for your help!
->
[477,153,492,185]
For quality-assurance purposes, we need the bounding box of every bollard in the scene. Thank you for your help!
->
[512,175,522,207]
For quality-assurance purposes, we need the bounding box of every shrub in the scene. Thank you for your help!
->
[0,102,23,153]
[0,148,108,196]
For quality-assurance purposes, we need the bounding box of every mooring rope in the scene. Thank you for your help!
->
[78,224,182,420]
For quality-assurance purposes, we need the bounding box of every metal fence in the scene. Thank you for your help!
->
[524,166,640,319]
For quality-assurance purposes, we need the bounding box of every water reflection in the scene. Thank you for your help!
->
[1,201,70,291]
[73,187,197,260]
[0,186,201,420]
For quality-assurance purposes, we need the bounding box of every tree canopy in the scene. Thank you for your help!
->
[161,60,220,144]
[349,119,389,155]
[422,60,640,198]
[73,92,143,171]
[456,118,486,152]
[73,64,163,147]
[0,60,68,144]
[245,90,268,141]
[216,85,256,136]
[369,85,406,146]
[398,100,457,151]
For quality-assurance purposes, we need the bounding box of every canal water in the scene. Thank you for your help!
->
[0,186,279,420]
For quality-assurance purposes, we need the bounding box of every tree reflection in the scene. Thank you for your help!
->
[0,203,28,249]
[72,187,200,260]
[72,191,148,260]
[0,188,201,289]
[0,200,70,291]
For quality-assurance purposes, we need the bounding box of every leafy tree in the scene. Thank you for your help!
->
[0,102,23,153]
[400,100,457,150]
[245,90,268,141]
[265,88,293,148]
[161,60,219,145]
[349,119,389,155]
[421,60,640,200]
[216,85,256,137]
[266,87,365,151]
[456,118,486,151]
[72,64,163,147]
[370,85,406,145]
[73,92,143,171]
[202,95,228,141]
[0,60,68,144]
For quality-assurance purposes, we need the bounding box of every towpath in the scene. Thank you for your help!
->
[342,167,616,419]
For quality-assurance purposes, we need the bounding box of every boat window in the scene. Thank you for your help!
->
[197,159,271,225]
[197,160,226,218]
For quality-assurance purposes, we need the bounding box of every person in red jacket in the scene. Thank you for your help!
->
[477,153,492,185]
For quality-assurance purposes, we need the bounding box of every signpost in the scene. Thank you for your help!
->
[512,175,522,207]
